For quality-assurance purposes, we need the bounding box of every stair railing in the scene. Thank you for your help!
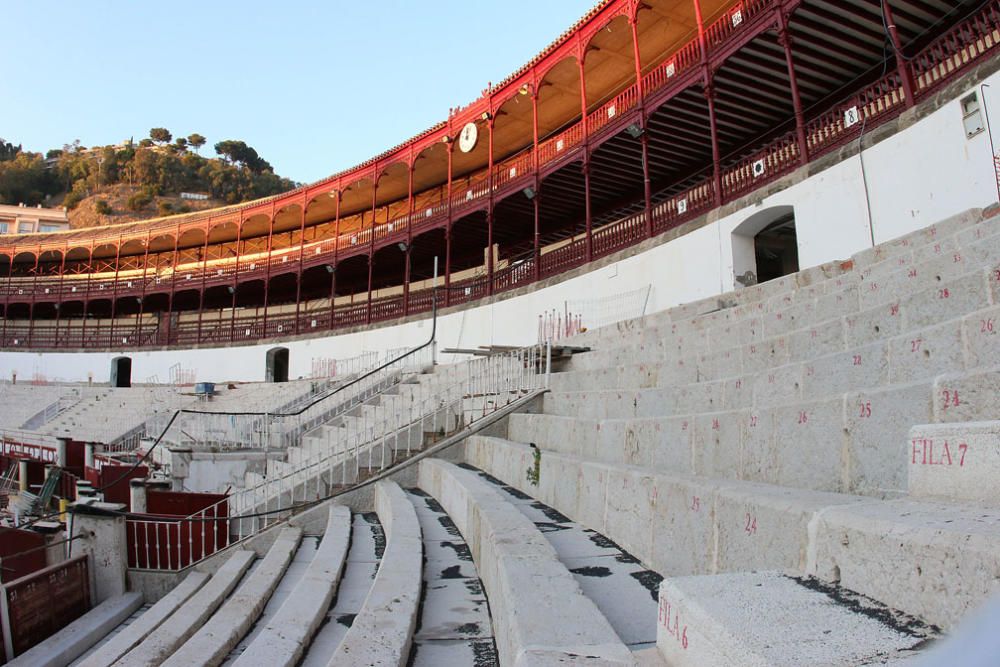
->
[125,342,550,571]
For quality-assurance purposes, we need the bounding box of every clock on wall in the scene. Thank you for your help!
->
[459,122,479,153]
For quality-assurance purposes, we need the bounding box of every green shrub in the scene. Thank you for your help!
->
[63,191,83,210]
[126,190,152,212]
[94,199,112,215]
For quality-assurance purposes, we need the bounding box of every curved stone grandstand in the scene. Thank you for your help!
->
[5,206,999,666]
[3,0,1000,665]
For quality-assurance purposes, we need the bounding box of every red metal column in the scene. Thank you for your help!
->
[0,252,12,347]
[229,213,244,342]
[54,245,68,346]
[404,149,415,316]
[26,247,40,348]
[881,0,916,107]
[629,9,654,237]
[694,0,723,206]
[108,235,123,347]
[294,194,308,333]
[135,231,151,345]
[81,243,94,348]
[261,204,276,338]
[165,223,180,345]
[486,111,496,296]
[195,221,211,344]
[445,134,455,307]
[531,76,542,282]
[777,9,809,166]
[578,43,593,262]
[329,187,341,329]
[367,169,379,324]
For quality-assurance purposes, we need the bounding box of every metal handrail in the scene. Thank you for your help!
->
[126,340,550,571]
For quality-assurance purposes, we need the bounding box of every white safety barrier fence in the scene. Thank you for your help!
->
[538,284,652,344]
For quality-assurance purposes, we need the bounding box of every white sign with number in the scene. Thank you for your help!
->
[844,106,861,128]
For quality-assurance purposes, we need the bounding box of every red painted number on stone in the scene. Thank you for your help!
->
[750,415,758,428]
[745,513,758,535]
[691,496,700,511]
[911,338,923,353]
[659,598,689,649]
[941,390,960,409]
[890,304,900,316]
[798,411,808,424]
[982,319,995,333]
[954,253,962,263]
[859,401,872,418]
[712,419,720,431]
[908,269,918,278]
[911,438,968,467]
[939,288,950,299]
[853,355,862,366]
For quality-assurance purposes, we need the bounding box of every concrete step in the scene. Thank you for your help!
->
[418,457,634,665]
[117,549,256,665]
[231,506,351,667]
[78,572,209,666]
[465,435,1000,630]
[326,482,422,666]
[460,464,662,651]
[404,488,499,667]
[299,512,385,666]
[655,572,933,666]
[162,527,302,666]
[7,593,143,667]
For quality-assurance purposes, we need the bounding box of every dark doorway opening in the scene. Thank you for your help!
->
[111,356,132,388]
[266,347,289,383]
[753,213,799,283]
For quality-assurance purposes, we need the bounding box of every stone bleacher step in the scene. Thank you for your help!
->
[161,526,303,667]
[78,571,210,666]
[326,481,422,666]
[298,511,385,666]
[656,571,934,667]
[418,458,635,665]
[7,593,143,667]
[116,549,256,666]
[460,463,662,652]
[404,487,499,667]
[466,435,1000,630]
[232,506,351,667]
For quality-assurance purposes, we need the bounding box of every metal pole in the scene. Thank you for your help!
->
[981,83,1000,204]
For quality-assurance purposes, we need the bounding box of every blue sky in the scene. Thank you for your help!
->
[1,1,596,184]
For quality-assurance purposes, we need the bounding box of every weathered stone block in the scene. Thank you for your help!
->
[908,421,1000,504]
[843,382,932,497]
[887,320,965,384]
[800,342,888,401]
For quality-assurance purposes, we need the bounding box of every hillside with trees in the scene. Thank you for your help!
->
[0,129,299,228]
